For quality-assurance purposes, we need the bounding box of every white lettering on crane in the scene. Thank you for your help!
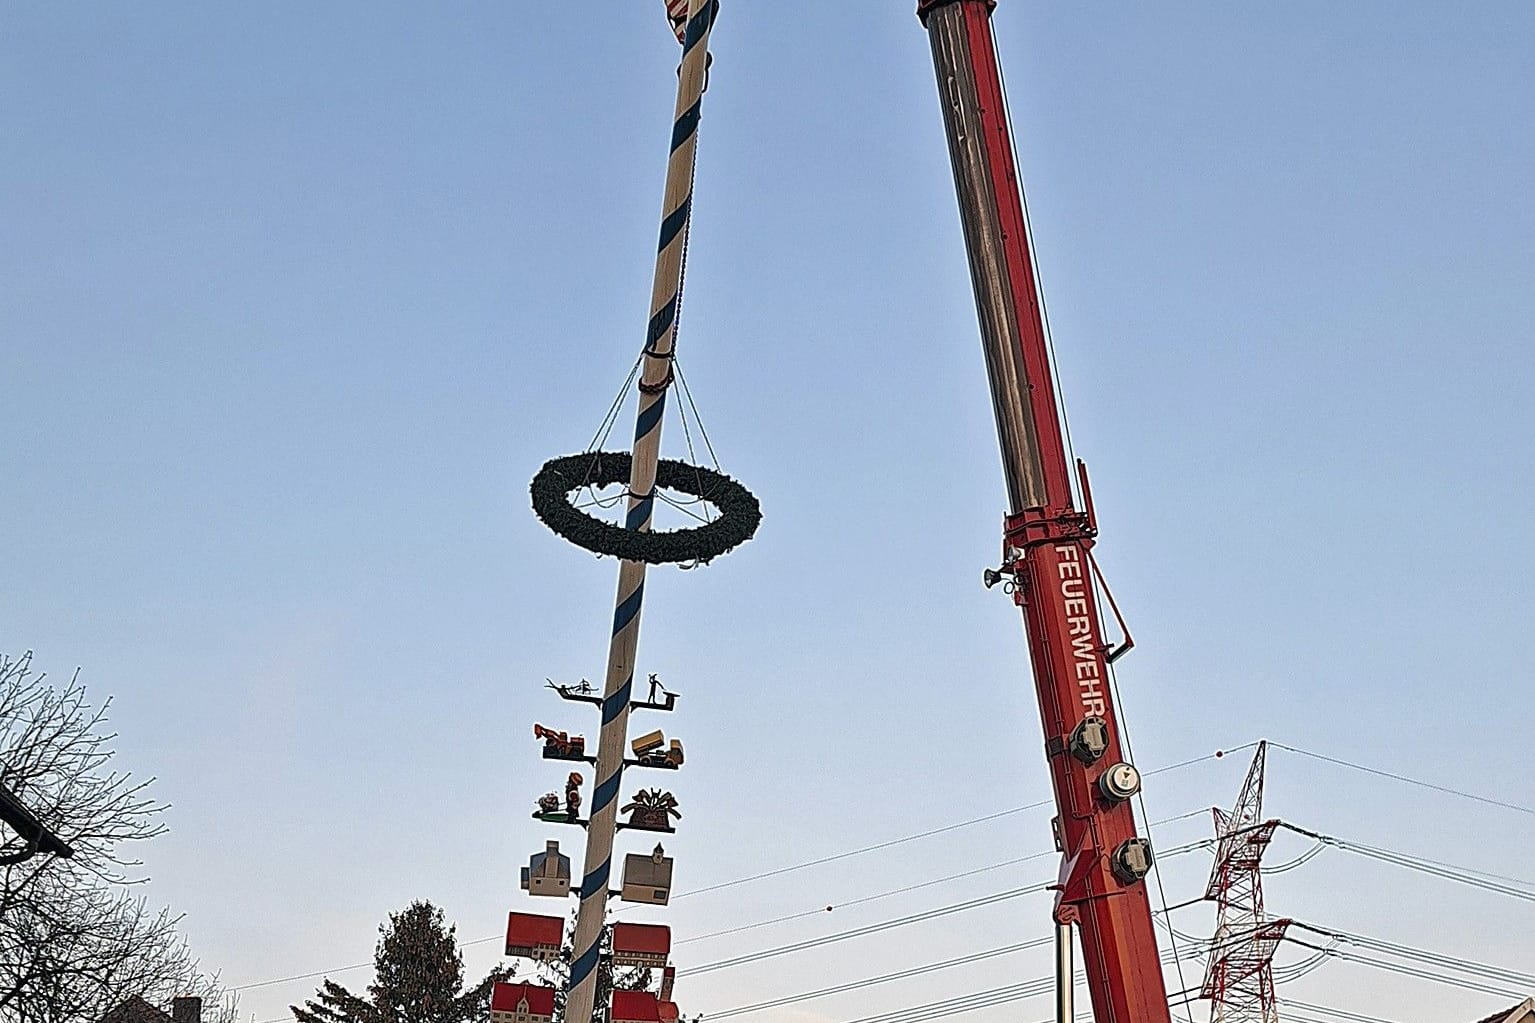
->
[1055,544,1107,716]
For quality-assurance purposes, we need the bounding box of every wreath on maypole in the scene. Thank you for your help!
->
[531,451,760,566]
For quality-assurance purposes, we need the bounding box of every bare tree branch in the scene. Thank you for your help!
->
[0,651,235,1023]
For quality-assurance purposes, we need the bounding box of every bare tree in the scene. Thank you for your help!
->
[0,650,235,1022]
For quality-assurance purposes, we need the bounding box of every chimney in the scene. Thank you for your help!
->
[171,997,202,1023]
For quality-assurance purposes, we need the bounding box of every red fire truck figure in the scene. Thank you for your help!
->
[534,723,585,760]
[630,730,684,769]
[621,789,680,832]
[532,773,584,822]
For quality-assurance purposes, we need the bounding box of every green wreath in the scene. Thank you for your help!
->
[531,452,761,565]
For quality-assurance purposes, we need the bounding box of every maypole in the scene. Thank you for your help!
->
[562,4,716,1017]
[515,3,758,1022]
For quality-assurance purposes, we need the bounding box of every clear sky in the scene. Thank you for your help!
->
[2,3,1532,1022]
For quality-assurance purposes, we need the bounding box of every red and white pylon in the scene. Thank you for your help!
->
[1202,741,1291,1023]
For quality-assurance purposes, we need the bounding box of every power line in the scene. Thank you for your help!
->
[233,750,1236,996]
[814,944,1202,1023]
[1283,1003,1405,1023]
[678,810,1207,948]
[1288,921,1535,989]
[1285,935,1527,1000]
[683,881,1054,976]
[243,737,1528,1009]
[677,850,1055,945]
[1277,821,1535,901]
[1269,741,1535,817]
[702,938,1050,1019]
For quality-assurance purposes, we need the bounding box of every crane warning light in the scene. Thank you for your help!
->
[1098,763,1143,804]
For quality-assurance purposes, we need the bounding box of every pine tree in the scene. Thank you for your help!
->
[291,901,508,1023]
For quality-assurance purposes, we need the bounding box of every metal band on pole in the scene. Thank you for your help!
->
[563,3,717,1020]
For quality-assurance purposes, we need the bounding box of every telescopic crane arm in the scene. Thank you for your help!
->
[916,3,1173,1022]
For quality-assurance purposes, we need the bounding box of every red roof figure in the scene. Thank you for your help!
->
[490,982,556,1023]
[611,991,662,1023]
[504,912,563,962]
[610,922,671,968]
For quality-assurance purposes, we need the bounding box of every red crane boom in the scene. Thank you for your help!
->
[916,3,1173,1021]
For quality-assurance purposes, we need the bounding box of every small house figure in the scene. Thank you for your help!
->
[521,840,571,898]
[621,844,674,905]
[610,922,670,969]
[610,991,662,1023]
[504,912,563,962]
[490,982,556,1023]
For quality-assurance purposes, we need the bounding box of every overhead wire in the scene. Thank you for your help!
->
[683,820,1212,949]
[1277,821,1535,901]
[1105,652,1196,1023]
[231,747,1235,996]
[1261,839,1326,874]
[238,740,1530,1009]
[690,839,1213,1015]
[677,850,1055,944]
[700,938,1051,1020]
[1284,935,1527,1000]
[1269,741,1534,817]
[682,882,1055,976]
[1281,999,1405,1023]
[1288,920,1535,989]
[809,943,1204,1023]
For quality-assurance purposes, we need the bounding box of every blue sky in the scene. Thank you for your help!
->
[2,3,1531,1022]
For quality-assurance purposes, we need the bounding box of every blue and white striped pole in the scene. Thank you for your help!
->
[564,3,716,1020]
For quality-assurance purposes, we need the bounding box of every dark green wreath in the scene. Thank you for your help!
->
[531,451,761,565]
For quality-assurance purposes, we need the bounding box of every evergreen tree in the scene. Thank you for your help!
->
[291,901,508,1023]
[541,920,651,1020]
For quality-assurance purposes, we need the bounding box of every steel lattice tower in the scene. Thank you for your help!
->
[1202,741,1291,1023]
